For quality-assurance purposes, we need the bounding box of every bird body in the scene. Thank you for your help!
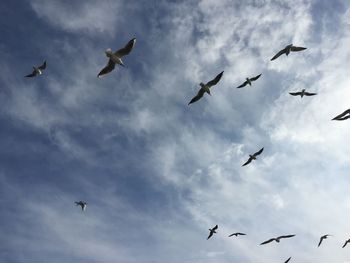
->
[207,225,218,240]
[271,44,306,61]
[25,61,46,77]
[188,71,224,105]
[318,234,331,247]
[98,38,136,78]
[289,89,317,98]
[242,147,264,166]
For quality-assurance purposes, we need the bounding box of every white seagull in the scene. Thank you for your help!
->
[236,74,262,89]
[289,89,317,98]
[271,44,306,61]
[242,147,264,166]
[25,61,46,77]
[98,38,136,78]
[75,201,87,211]
[188,71,224,105]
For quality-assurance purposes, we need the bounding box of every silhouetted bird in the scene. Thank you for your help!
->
[271,44,306,61]
[98,38,136,77]
[236,74,262,88]
[342,239,350,248]
[25,61,46,77]
[318,234,331,247]
[228,232,246,237]
[75,201,87,211]
[260,235,295,245]
[188,71,224,105]
[242,147,264,166]
[289,89,317,98]
[207,225,218,240]
[332,109,350,121]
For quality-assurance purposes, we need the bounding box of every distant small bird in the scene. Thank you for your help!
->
[242,147,264,166]
[318,234,331,247]
[342,239,350,248]
[332,109,350,121]
[289,89,317,98]
[236,74,262,89]
[207,225,218,240]
[75,201,87,211]
[25,61,46,77]
[260,235,295,245]
[98,38,136,77]
[228,232,246,237]
[188,71,224,105]
[284,257,291,263]
[271,44,306,61]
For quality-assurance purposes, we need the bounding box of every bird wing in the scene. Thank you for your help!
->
[332,109,350,120]
[290,46,307,52]
[38,61,46,70]
[236,81,248,88]
[278,235,295,239]
[304,92,317,96]
[228,233,234,237]
[250,74,262,82]
[237,233,246,235]
[114,38,136,58]
[343,240,349,248]
[206,71,224,88]
[213,225,218,231]
[25,71,36,77]
[253,147,264,157]
[271,48,286,61]
[188,88,205,105]
[242,157,253,166]
[284,257,291,263]
[260,238,275,245]
[289,92,301,96]
[98,59,116,78]
[318,237,323,247]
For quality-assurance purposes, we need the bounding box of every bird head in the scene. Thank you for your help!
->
[105,48,113,56]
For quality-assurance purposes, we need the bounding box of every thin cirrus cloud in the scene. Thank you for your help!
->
[1,0,350,263]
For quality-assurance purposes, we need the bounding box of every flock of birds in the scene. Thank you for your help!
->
[24,37,350,262]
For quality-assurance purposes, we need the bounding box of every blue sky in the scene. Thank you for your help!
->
[1,0,350,262]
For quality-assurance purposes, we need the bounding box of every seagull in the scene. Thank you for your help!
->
[236,74,262,88]
[342,239,350,248]
[228,232,246,237]
[75,201,87,211]
[289,89,317,98]
[271,44,307,61]
[332,109,350,121]
[207,225,218,240]
[188,71,224,105]
[284,257,291,263]
[260,235,295,245]
[242,147,264,166]
[25,61,46,77]
[318,234,331,247]
[97,38,136,78]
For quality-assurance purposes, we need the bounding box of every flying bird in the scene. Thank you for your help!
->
[318,234,331,247]
[98,38,136,78]
[289,89,317,98]
[343,239,350,248]
[242,147,264,166]
[25,61,46,77]
[271,44,306,61]
[207,225,218,240]
[228,232,246,237]
[284,257,291,263]
[260,235,295,245]
[236,74,262,88]
[332,109,350,121]
[188,71,224,105]
[75,201,87,211]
